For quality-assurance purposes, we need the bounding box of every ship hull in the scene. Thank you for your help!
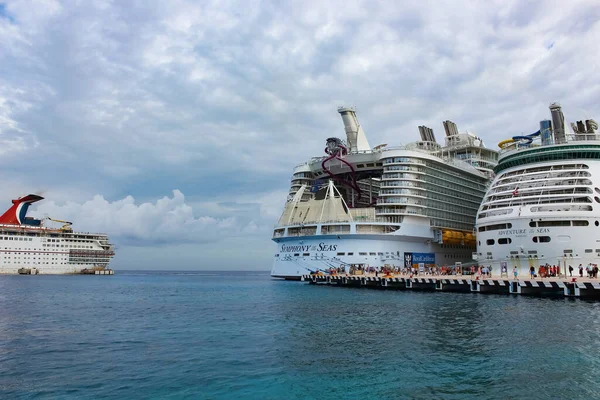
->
[0,231,113,275]
[271,234,473,279]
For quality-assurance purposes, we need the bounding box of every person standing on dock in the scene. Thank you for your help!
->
[579,264,583,277]
[513,267,518,279]
[569,265,573,277]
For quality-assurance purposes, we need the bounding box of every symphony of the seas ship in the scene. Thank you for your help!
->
[271,107,498,279]
[0,194,114,274]
[476,103,599,277]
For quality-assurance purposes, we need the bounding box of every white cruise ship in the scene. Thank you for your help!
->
[271,107,498,279]
[0,194,115,274]
[476,103,599,277]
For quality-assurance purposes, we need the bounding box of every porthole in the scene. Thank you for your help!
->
[595,187,600,194]
[595,197,600,203]
[486,239,495,245]
[596,221,599,227]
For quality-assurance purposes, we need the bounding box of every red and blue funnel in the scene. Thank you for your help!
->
[0,194,44,226]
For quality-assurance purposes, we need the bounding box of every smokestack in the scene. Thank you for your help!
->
[418,125,436,142]
[428,126,436,143]
[443,120,459,137]
[418,126,427,141]
[549,103,566,144]
[338,107,371,152]
[586,119,598,133]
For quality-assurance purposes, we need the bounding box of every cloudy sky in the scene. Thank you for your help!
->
[0,0,598,270]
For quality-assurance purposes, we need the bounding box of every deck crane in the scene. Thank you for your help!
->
[45,217,73,231]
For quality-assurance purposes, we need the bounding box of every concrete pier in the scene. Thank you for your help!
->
[302,274,600,299]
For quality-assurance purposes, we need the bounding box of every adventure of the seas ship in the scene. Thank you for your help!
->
[476,103,599,277]
[271,107,498,279]
[0,194,115,274]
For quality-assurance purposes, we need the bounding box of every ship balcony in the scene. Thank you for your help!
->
[377,191,426,198]
[287,226,318,236]
[376,207,425,216]
[376,198,425,207]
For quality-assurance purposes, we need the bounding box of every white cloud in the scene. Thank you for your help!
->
[32,190,245,246]
[0,0,599,269]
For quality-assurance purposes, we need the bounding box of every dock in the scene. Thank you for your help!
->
[302,274,600,299]
[80,268,114,275]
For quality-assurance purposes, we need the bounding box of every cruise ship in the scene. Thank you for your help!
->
[476,103,599,277]
[271,107,498,279]
[0,194,115,274]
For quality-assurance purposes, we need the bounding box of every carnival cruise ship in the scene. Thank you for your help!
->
[476,103,599,277]
[271,107,498,279]
[0,194,115,274]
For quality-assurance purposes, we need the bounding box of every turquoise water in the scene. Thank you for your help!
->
[1,271,600,399]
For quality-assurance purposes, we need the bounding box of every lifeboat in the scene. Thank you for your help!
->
[442,230,476,246]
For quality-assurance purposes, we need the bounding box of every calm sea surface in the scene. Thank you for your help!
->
[1,271,600,399]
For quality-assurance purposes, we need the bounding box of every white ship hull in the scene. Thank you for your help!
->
[271,234,473,280]
[476,100,600,279]
[0,232,113,275]
[272,107,496,280]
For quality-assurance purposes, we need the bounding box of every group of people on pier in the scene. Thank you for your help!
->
[315,262,600,280]
[575,264,600,278]
[529,264,561,278]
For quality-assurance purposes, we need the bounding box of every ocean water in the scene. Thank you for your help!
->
[1,272,600,399]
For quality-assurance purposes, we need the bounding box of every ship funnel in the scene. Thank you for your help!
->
[586,119,598,133]
[418,125,436,142]
[549,103,566,143]
[442,120,459,137]
[338,107,371,153]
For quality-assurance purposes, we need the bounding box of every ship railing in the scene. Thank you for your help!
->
[274,217,390,228]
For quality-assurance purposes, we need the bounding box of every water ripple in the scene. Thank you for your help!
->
[1,273,600,399]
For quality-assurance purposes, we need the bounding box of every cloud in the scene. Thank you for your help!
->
[0,0,599,269]
[32,190,251,246]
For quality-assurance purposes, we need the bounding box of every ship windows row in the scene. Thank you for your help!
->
[529,220,589,227]
[478,223,512,232]
[0,237,33,241]
[484,236,552,246]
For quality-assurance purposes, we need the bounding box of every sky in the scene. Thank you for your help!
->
[0,0,599,270]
